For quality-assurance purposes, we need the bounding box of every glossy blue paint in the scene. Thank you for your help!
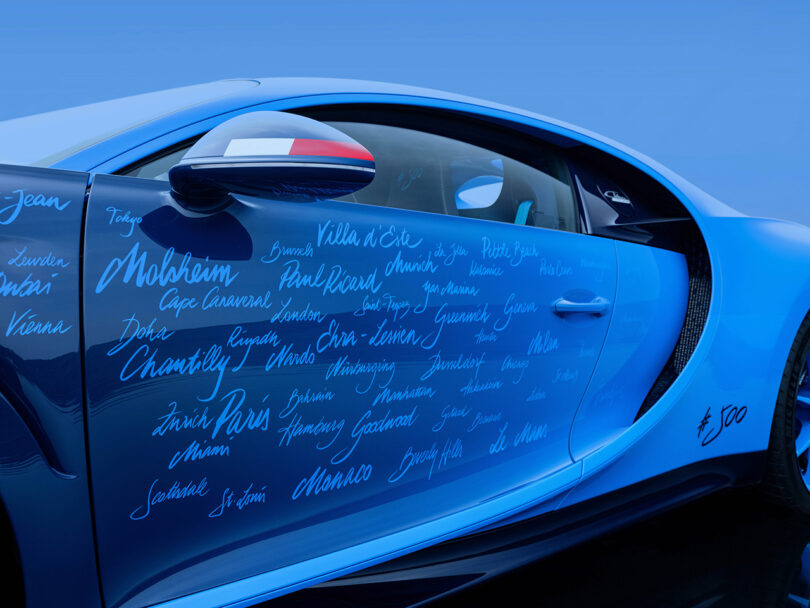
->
[0,165,88,474]
[1,79,810,608]
[0,164,100,607]
[0,392,101,608]
[82,172,615,607]
[570,240,689,460]
[563,216,810,506]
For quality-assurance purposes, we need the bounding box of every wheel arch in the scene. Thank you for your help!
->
[708,215,810,452]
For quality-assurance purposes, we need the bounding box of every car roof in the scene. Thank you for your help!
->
[0,79,261,168]
[0,77,741,219]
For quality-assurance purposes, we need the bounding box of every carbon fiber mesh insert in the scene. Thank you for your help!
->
[635,228,712,419]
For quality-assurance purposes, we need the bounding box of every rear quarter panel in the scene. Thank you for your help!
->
[562,215,810,506]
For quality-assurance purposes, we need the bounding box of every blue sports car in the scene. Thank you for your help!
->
[1,78,808,608]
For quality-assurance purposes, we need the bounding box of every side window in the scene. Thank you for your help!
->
[569,154,693,251]
[329,121,578,232]
[121,142,196,181]
[119,115,579,233]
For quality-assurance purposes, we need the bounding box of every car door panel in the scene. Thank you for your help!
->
[570,241,689,460]
[0,164,101,608]
[82,174,616,607]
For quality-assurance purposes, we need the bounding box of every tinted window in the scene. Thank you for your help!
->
[569,153,692,251]
[330,122,578,232]
[120,115,579,232]
[124,145,189,181]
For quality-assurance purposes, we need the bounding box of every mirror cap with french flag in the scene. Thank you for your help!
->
[169,111,375,210]
[182,110,374,168]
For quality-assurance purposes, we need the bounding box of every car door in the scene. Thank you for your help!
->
[567,160,692,465]
[81,112,618,608]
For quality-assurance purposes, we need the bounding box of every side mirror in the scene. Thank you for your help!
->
[168,111,375,212]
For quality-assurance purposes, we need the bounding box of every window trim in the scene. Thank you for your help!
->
[116,135,203,179]
[115,103,587,235]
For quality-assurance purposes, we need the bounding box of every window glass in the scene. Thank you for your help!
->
[124,145,189,181]
[120,117,578,232]
[330,121,578,231]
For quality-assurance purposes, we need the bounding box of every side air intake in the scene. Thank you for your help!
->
[636,228,712,419]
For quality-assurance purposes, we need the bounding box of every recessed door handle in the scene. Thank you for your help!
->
[552,296,610,316]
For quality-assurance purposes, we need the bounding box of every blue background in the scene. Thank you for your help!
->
[0,0,807,224]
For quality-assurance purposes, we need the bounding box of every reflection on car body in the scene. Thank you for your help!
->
[1,79,810,608]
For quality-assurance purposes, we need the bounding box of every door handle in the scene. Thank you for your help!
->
[552,296,610,316]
